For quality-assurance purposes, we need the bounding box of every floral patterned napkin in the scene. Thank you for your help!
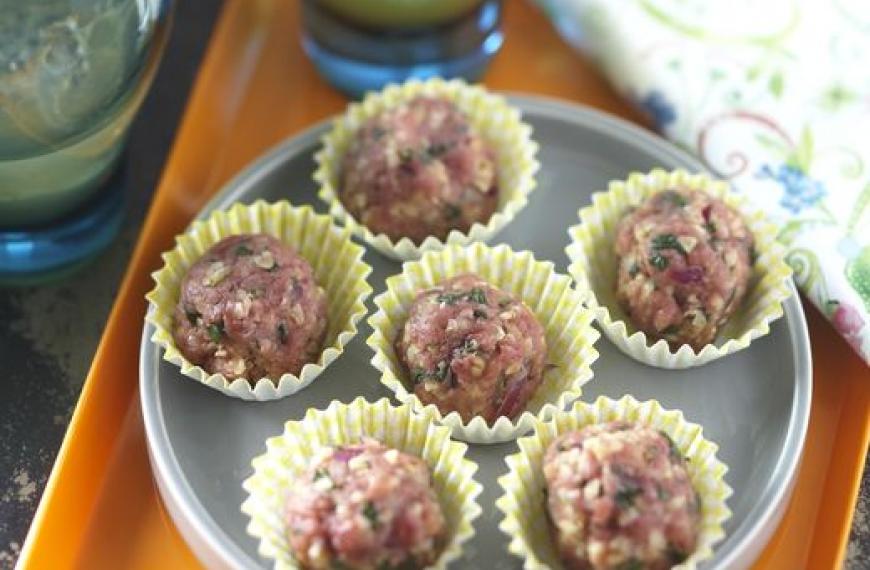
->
[537,0,870,364]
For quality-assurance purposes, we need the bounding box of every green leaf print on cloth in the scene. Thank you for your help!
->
[846,246,870,313]
[537,0,870,364]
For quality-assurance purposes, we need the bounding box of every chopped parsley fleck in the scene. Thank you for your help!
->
[667,543,689,564]
[615,558,644,570]
[435,291,463,305]
[434,360,452,384]
[704,221,717,235]
[661,190,688,207]
[426,142,450,159]
[235,244,253,256]
[651,233,687,255]
[656,484,671,501]
[376,560,418,570]
[444,203,462,220]
[207,321,224,343]
[659,430,683,461]
[398,148,414,163]
[467,287,487,304]
[457,337,479,356]
[649,253,669,270]
[277,322,288,344]
[628,262,640,277]
[411,360,452,385]
[185,309,200,326]
[313,468,330,481]
[363,501,379,528]
[614,485,642,509]
[661,324,680,336]
[436,287,487,306]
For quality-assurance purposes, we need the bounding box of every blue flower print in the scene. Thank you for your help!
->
[639,90,677,130]
[757,163,827,215]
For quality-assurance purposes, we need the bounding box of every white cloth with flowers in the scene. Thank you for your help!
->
[537,0,870,364]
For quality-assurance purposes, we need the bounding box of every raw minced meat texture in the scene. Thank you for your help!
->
[172,234,327,381]
[339,96,498,244]
[396,273,547,424]
[544,422,702,570]
[284,438,446,569]
[614,187,754,350]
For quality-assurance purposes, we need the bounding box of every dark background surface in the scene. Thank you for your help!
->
[0,0,867,567]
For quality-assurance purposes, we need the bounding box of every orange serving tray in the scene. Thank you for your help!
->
[18,1,870,568]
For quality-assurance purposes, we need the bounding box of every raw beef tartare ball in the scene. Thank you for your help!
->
[339,96,498,244]
[543,422,701,570]
[285,438,446,569]
[172,234,327,381]
[614,187,754,350]
[396,273,547,424]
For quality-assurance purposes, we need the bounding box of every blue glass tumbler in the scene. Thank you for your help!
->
[301,0,504,99]
[0,0,173,285]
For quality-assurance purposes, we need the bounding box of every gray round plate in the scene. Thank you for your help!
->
[140,96,811,570]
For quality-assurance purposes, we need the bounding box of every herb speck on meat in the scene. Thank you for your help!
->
[398,148,414,163]
[444,203,462,221]
[651,233,687,255]
[661,190,688,207]
[614,485,642,509]
[363,501,379,528]
[207,321,224,343]
[649,253,669,270]
[467,287,487,304]
[185,309,200,326]
[660,430,683,460]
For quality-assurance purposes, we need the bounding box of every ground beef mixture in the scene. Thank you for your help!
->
[544,422,702,570]
[172,234,327,381]
[285,438,446,569]
[396,273,547,424]
[614,187,754,350]
[339,96,498,244]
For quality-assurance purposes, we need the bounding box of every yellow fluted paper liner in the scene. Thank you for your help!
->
[496,395,732,570]
[145,200,372,400]
[367,242,600,444]
[566,168,793,369]
[314,77,540,261]
[241,397,483,569]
